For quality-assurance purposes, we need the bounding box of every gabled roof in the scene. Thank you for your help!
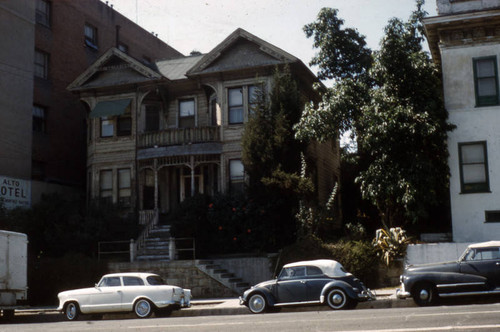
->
[67,48,164,91]
[187,28,299,76]
[156,55,205,80]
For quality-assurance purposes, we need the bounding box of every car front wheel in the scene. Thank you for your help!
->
[326,288,351,310]
[134,299,153,318]
[64,302,80,321]
[412,283,437,306]
[248,293,267,314]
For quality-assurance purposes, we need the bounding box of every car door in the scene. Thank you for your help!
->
[121,276,145,310]
[89,276,124,312]
[276,266,308,303]
[460,247,500,288]
[304,266,329,301]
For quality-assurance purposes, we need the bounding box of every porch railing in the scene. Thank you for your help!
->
[138,126,221,149]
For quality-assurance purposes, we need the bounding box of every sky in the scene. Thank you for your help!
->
[105,0,438,72]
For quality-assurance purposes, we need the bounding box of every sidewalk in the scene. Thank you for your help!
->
[15,288,415,319]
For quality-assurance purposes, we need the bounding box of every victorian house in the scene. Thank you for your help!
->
[68,28,340,251]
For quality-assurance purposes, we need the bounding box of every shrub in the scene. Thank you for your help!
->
[373,227,411,266]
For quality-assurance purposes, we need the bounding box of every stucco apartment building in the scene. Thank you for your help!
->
[0,0,181,208]
[424,0,500,242]
[67,28,340,231]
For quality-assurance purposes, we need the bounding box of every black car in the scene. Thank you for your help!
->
[397,241,500,306]
[239,259,375,313]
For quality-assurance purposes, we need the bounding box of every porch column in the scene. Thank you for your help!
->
[154,158,158,210]
[190,155,195,197]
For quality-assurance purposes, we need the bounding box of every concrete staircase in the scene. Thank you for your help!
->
[196,260,250,295]
[136,225,172,261]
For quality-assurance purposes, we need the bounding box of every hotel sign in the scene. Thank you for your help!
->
[0,176,31,209]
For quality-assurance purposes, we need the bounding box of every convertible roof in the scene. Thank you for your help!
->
[468,241,500,248]
[283,259,351,277]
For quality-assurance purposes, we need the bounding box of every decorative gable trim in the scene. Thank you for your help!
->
[187,28,298,75]
[67,48,164,91]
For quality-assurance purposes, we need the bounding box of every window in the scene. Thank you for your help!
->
[84,23,98,49]
[229,159,244,193]
[473,56,499,106]
[117,115,131,136]
[179,99,195,128]
[466,248,500,261]
[228,88,243,124]
[485,211,500,223]
[118,169,131,206]
[145,105,160,132]
[34,49,49,79]
[33,105,46,133]
[306,266,323,276]
[118,43,129,54]
[123,277,144,286]
[459,141,489,193]
[99,277,121,287]
[36,0,51,27]
[101,117,114,137]
[100,170,113,199]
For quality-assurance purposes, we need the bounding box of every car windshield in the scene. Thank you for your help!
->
[147,275,166,285]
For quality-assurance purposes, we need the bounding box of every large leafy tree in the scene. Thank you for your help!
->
[296,0,454,230]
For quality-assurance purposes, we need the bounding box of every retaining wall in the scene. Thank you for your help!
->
[108,260,236,298]
[405,242,472,265]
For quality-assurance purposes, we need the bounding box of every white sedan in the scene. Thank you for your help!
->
[57,272,191,320]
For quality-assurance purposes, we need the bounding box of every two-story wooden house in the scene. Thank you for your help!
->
[68,28,339,246]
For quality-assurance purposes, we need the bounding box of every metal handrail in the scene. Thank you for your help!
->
[97,240,131,261]
[134,209,159,261]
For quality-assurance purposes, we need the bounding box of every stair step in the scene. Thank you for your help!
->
[136,254,170,261]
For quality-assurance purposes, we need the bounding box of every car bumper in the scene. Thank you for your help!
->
[396,286,411,299]
[239,296,246,306]
[358,289,376,301]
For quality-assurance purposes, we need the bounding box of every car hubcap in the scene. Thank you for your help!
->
[251,296,264,312]
[67,304,76,319]
[332,294,343,305]
[137,301,150,316]
[419,289,429,301]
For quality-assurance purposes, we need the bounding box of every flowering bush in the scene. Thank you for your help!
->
[373,227,411,266]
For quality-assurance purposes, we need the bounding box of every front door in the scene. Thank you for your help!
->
[180,174,203,201]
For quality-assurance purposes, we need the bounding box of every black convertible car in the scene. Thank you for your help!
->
[397,241,500,306]
[239,259,375,313]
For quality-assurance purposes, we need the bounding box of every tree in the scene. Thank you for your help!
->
[241,65,312,248]
[356,2,454,227]
[296,0,454,230]
[296,8,372,143]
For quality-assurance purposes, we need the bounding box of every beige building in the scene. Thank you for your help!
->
[68,28,340,229]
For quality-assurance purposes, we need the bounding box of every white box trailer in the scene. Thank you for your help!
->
[0,230,28,318]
